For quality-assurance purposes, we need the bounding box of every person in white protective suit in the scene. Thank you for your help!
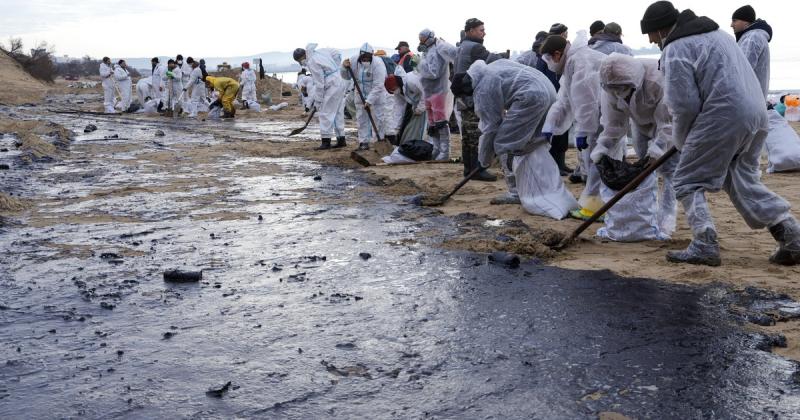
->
[417,29,458,161]
[239,62,258,110]
[383,68,427,145]
[451,59,579,219]
[342,43,387,151]
[150,57,166,111]
[588,23,634,56]
[162,59,183,112]
[296,69,315,113]
[641,1,800,266]
[99,57,116,113]
[113,60,132,112]
[293,44,347,150]
[540,31,607,221]
[136,76,153,105]
[732,6,800,173]
[177,55,191,96]
[183,59,208,117]
[594,53,677,240]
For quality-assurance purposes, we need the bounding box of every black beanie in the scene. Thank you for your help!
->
[549,23,568,35]
[590,20,605,35]
[539,35,569,55]
[640,1,680,34]
[732,5,756,23]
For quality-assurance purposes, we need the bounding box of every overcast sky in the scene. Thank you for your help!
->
[2,0,798,60]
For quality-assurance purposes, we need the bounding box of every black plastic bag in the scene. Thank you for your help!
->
[398,140,434,161]
[597,155,652,191]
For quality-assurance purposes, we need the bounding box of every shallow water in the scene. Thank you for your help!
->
[1,110,800,419]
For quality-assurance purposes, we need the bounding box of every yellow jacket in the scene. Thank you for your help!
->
[205,76,239,93]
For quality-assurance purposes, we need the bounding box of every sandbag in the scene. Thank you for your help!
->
[765,109,800,173]
[398,140,433,161]
[596,173,669,242]
[515,143,580,220]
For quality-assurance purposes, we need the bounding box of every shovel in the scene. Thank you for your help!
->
[421,166,481,206]
[552,146,679,251]
[346,65,392,155]
[288,107,317,136]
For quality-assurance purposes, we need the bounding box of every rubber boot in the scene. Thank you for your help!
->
[358,142,370,151]
[332,137,347,149]
[387,135,399,146]
[316,138,332,150]
[769,217,800,266]
[462,139,496,181]
[435,127,450,161]
[666,228,722,267]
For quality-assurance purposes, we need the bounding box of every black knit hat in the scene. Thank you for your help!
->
[549,23,568,35]
[640,1,680,34]
[292,48,306,62]
[539,35,569,55]
[590,20,605,35]
[732,5,756,23]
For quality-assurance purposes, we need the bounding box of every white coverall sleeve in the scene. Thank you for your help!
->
[543,73,574,135]
[649,101,674,158]
[568,64,601,137]
[114,67,128,82]
[99,64,112,79]
[474,76,504,167]
[739,33,765,76]
[365,60,387,105]
[310,61,326,106]
[663,49,701,150]
[592,90,630,163]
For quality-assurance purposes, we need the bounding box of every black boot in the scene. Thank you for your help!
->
[332,137,347,149]
[386,134,399,146]
[769,218,800,266]
[316,138,332,150]
[357,142,370,151]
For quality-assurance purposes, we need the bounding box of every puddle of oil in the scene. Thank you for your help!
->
[1,111,799,419]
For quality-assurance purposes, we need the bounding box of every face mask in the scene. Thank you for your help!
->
[542,54,565,74]
[177,60,183,65]
[417,44,428,53]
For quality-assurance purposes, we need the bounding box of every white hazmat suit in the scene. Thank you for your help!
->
[389,68,427,144]
[662,15,798,265]
[185,66,208,117]
[99,62,115,113]
[543,31,607,216]
[239,67,258,108]
[342,43,387,146]
[417,35,457,159]
[594,54,677,240]
[113,65,132,112]
[470,59,579,220]
[305,43,346,140]
[136,76,153,106]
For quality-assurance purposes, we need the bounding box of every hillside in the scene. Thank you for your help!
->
[0,51,48,105]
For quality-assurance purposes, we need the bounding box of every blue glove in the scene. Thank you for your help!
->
[542,132,553,142]
[576,136,588,151]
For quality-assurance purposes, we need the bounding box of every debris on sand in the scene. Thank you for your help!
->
[83,124,97,133]
[321,360,372,379]
[0,192,28,212]
[359,252,372,261]
[154,130,165,137]
[205,381,232,398]
[163,270,202,283]
[488,251,521,268]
